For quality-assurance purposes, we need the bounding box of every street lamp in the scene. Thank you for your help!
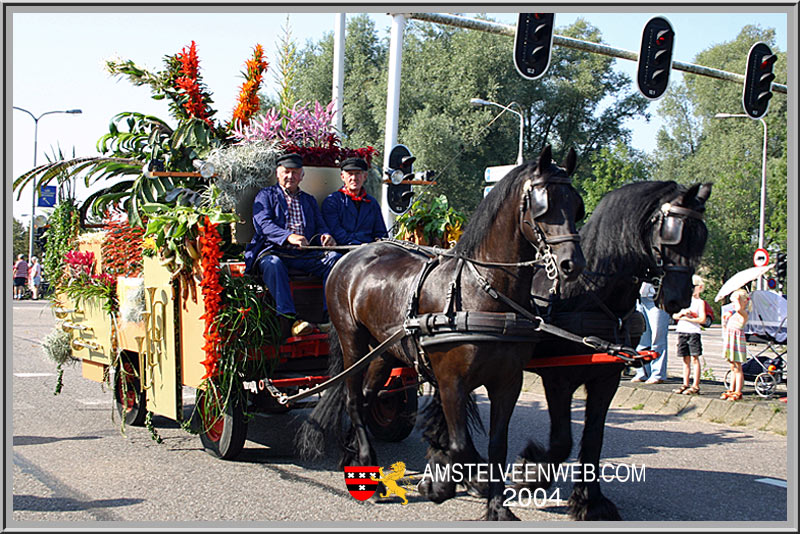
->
[714,112,768,290]
[13,106,82,262]
[470,98,525,166]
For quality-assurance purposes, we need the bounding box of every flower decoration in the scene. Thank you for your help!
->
[231,44,269,128]
[101,214,144,277]
[231,100,378,168]
[174,41,215,126]
[198,216,224,380]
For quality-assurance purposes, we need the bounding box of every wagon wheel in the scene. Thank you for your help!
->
[754,373,777,398]
[366,377,417,442]
[723,370,733,391]
[114,361,147,426]
[196,388,248,460]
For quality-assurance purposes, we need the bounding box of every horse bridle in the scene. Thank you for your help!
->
[645,202,704,300]
[519,174,582,285]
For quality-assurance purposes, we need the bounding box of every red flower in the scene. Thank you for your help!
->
[174,41,215,127]
[198,216,224,379]
[231,44,269,128]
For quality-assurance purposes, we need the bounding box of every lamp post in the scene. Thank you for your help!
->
[714,112,768,290]
[13,106,82,262]
[470,98,525,165]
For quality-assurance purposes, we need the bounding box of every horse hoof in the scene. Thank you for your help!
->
[464,480,489,498]
[417,477,455,504]
[567,488,622,521]
[485,500,520,521]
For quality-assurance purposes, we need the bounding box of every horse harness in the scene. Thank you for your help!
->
[642,201,704,301]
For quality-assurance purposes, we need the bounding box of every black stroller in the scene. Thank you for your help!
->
[722,290,787,398]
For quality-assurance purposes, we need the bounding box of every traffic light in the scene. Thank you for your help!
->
[636,16,675,100]
[774,252,787,286]
[513,13,555,80]
[743,42,776,119]
[386,145,415,214]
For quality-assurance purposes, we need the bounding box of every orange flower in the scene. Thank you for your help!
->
[231,44,269,128]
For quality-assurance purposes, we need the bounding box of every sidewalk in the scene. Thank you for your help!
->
[521,328,788,435]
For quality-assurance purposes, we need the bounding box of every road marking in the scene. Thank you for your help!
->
[77,399,111,405]
[754,478,787,488]
[14,372,55,378]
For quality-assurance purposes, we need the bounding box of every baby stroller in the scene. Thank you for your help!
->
[722,290,787,398]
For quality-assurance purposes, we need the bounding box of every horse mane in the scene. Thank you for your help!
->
[579,181,683,277]
[453,161,536,257]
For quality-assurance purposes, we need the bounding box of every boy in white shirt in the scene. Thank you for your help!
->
[672,275,706,395]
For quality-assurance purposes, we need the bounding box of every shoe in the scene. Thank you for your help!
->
[720,390,733,399]
[682,386,700,395]
[630,377,645,383]
[673,385,690,394]
[726,392,742,402]
[644,378,664,384]
[291,319,315,337]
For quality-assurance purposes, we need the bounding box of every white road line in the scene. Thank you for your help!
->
[14,372,55,378]
[77,399,111,405]
[754,478,787,488]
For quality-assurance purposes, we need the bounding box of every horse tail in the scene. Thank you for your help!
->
[421,387,485,453]
[296,327,346,459]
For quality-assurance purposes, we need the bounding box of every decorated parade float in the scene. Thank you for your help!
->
[20,41,416,459]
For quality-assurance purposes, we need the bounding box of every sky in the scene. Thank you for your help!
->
[7,7,789,226]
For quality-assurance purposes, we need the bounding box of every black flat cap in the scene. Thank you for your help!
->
[340,157,369,171]
[276,153,303,169]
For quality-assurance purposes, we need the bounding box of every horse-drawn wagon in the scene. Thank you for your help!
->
[54,167,418,460]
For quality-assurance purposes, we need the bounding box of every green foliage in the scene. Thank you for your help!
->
[274,16,301,118]
[13,218,29,259]
[43,198,80,290]
[394,194,466,246]
[42,328,75,367]
[585,142,652,217]
[294,16,648,216]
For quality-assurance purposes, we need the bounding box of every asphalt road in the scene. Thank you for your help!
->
[9,300,790,525]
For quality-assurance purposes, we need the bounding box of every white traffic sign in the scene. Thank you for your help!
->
[484,164,517,183]
[753,248,769,267]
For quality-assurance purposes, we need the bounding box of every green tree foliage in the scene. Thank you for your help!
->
[585,142,652,217]
[13,218,29,259]
[293,16,649,216]
[653,25,787,300]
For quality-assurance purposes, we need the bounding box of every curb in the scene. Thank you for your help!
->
[521,373,786,435]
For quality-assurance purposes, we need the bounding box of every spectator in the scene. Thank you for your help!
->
[721,288,750,401]
[631,281,670,384]
[321,157,388,245]
[28,256,42,300]
[243,153,341,339]
[13,254,29,300]
[672,275,706,395]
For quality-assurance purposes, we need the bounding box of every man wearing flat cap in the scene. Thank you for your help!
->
[321,157,388,245]
[244,153,340,337]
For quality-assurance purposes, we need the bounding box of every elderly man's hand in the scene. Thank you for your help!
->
[287,234,309,247]
[321,234,337,247]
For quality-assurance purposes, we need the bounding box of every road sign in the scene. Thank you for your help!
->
[484,165,517,183]
[767,278,777,290]
[753,248,769,267]
[38,185,56,207]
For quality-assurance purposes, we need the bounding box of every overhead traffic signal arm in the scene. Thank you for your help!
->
[636,16,675,100]
[743,42,777,119]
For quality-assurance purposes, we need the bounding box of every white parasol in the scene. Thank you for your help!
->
[714,264,774,302]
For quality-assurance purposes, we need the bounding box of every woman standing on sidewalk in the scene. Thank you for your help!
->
[672,275,706,395]
[12,254,29,300]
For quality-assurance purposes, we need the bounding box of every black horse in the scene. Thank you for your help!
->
[297,145,586,520]
[518,180,712,520]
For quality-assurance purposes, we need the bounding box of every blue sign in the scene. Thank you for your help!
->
[767,278,777,290]
[38,185,56,207]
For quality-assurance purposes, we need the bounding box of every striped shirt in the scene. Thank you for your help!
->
[281,186,305,236]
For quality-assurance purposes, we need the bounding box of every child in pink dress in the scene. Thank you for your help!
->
[721,289,750,401]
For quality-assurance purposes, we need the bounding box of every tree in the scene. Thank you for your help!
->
[13,218,29,259]
[295,16,649,215]
[653,25,787,298]
[585,142,651,217]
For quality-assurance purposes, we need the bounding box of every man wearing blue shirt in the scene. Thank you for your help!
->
[244,153,341,338]
[321,157,388,245]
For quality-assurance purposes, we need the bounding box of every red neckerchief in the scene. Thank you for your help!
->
[340,187,370,202]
